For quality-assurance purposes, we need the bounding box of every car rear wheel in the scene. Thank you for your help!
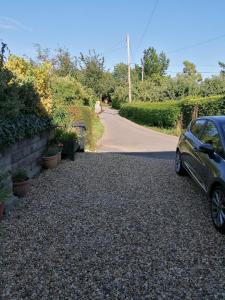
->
[175,150,186,175]
[211,187,225,234]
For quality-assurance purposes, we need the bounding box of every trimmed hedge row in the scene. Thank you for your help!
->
[180,95,225,127]
[119,95,225,129]
[120,102,180,128]
[0,114,52,150]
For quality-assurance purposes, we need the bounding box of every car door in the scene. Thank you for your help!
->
[196,120,224,191]
[182,119,207,187]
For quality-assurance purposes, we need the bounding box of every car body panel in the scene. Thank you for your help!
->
[177,116,225,195]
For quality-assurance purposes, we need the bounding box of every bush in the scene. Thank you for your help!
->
[111,85,129,109]
[0,114,52,150]
[5,55,52,118]
[55,128,78,143]
[112,98,124,109]
[51,76,96,108]
[0,67,22,119]
[67,105,96,149]
[120,102,181,128]
[181,95,225,127]
[12,169,28,183]
[51,76,97,127]
[120,95,225,129]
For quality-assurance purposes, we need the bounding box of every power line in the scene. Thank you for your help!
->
[167,71,220,74]
[168,33,225,54]
[104,45,124,56]
[102,39,124,56]
[136,0,159,53]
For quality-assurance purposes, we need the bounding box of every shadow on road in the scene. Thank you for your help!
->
[96,151,176,160]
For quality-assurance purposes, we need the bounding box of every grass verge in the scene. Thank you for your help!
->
[91,114,104,150]
[144,126,181,136]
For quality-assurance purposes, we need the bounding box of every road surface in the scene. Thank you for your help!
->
[98,107,178,157]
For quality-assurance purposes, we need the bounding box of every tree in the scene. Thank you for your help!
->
[183,60,202,82]
[34,44,51,63]
[34,45,78,77]
[142,47,169,79]
[113,63,128,84]
[200,75,225,96]
[219,61,225,76]
[78,50,105,98]
[53,48,78,77]
[0,42,9,69]
[99,71,115,100]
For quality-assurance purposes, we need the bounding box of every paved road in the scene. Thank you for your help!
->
[98,107,178,156]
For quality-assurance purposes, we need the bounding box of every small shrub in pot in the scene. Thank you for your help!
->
[55,128,79,161]
[43,147,58,169]
[12,169,30,198]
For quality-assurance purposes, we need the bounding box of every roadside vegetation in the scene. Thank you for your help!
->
[112,48,225,134]
[1,40,225,141]
[0,43,104,150]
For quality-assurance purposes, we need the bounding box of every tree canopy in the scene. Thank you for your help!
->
[142,47,169,79]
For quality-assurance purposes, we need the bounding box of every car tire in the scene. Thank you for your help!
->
[175,150,186,176]
[211,186,225,234]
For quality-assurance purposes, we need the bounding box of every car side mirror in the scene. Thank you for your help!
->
[199,143,214,157]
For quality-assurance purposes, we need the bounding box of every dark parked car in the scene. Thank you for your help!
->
[175,116,225,233]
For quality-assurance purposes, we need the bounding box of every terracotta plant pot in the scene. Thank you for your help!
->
[57,151,62,164]
[43,154,58,169]
[13,178,30,198]
[0,202,5,219]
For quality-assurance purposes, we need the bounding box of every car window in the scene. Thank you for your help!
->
[201,121,224,157]
[190,119,206,139]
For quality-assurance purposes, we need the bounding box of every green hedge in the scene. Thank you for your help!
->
[119,95,225,129]
[120,102,181,128]
[112,98,123,109]
[0,114,52,150]
[180,95,225,127]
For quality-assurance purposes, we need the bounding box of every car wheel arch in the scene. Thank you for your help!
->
[209,181,224,197]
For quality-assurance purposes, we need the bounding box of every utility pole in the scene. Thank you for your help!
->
[126,34,132,103]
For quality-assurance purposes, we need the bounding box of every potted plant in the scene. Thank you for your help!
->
[43,147,58,169]
[55,128,79,161]
[12,169,30,198]
[0,174,10,219]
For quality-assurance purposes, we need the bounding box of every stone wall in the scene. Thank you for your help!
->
[0,130,53,208]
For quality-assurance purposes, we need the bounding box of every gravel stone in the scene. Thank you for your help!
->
[1,153,225,299]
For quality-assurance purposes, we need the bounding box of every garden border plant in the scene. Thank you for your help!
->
[12,169,30,198]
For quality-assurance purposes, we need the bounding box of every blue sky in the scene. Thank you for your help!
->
[1,0,225,77]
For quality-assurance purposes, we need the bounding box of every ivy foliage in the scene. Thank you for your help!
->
[0,114,52,150]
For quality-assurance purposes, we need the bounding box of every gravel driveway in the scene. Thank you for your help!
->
[1,153,225,299]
